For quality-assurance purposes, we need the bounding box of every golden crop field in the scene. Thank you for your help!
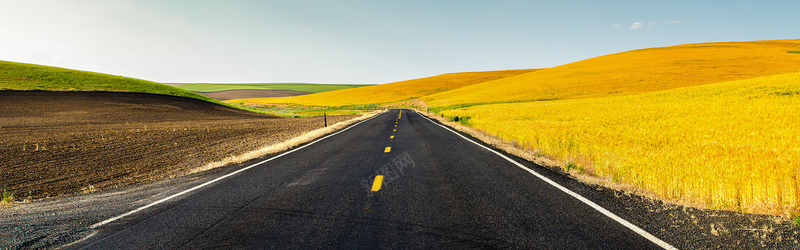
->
[228,39,800,216]
[440,72,800,215]
[229,69,538,107]
[426,40,800,107]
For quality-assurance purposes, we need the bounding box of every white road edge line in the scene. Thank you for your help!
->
[412,110,677,250]
[90,111,386,229]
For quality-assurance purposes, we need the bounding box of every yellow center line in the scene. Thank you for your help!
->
[390,135,394,139]
[393,129,396,132]
[384,147,391,153]
[371,175,384,191]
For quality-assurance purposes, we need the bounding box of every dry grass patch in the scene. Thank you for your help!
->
[188,110,384,174]
[1,188,13,204]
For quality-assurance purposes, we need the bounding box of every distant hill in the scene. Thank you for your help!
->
[0,60,220,104]
[232,69,539,106]
[238,40,800,109]
[176,83,371,93]
[424,40,800,107]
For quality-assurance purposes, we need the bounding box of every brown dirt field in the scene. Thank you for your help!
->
[0,91,355,200]
[197,90,313,101]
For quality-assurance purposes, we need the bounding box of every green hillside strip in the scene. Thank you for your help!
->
[177,83,371,93]
[0,60,222,105]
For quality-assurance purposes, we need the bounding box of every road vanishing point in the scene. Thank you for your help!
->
[69,109,675,249]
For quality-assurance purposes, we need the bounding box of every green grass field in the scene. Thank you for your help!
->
[0,60,225,105]
[176,83,371,93]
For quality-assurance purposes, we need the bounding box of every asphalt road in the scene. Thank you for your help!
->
[69,109,672,249]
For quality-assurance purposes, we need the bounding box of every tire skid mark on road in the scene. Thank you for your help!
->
[287,168,328,187]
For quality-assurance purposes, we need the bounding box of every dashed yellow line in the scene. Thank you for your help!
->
[393,129,396,132]
[371,175,384,191]
[390,135,394,139]
[384,147,391,153]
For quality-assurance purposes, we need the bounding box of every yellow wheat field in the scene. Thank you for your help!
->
[227,40,800,216]
[427,40,800,107]
[440,72,800,216]
[229,69,537,107]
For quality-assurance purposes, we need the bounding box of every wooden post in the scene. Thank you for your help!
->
[324,112,327,127]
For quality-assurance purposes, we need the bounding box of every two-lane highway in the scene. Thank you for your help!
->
[71,109,673,249]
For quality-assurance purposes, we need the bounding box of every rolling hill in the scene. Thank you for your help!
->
[175,82,373,101]
[230,69,539,106]
[176,83,370,93]
[0,60,220,104]
[425,40,800,107]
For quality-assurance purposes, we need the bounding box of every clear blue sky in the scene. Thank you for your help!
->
[1,0,797,84]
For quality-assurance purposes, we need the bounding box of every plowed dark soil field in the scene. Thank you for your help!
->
[0,91,355,200]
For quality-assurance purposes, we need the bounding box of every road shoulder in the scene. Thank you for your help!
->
[412,109,800,249]
[0,110,385,249]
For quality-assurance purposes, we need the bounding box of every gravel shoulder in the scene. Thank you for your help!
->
[0,159,268,249]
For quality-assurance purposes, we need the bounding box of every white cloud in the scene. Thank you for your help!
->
[622,21,677,31]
